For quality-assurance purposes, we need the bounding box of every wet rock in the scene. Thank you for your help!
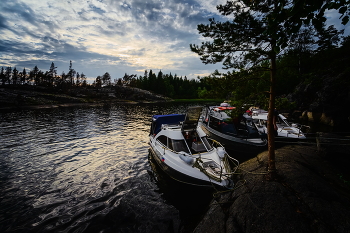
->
[194,145,350,233]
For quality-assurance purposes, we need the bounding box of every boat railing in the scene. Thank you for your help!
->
[160,144,213,158]
[157,138,240,182]
[278,123,310,138]
[207,138,240,169]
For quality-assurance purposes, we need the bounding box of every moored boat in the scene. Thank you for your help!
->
[250,108,307,140]
[198,104,267,153]
[149,106,239,189]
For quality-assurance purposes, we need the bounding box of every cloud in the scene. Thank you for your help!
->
[1,0,227,81]
[2,0,346,82]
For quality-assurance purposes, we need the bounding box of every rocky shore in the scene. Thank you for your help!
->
[193,144,350,233]
[77,142,350,233]
[0,85,169,110]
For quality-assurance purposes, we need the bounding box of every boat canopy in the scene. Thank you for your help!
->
[150,114,186,135]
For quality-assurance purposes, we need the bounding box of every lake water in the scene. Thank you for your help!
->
[0,102,217,233]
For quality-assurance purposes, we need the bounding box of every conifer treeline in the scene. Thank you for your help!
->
[128,70,211,99]
[3,32,350,102]
[0,61,88,89]
[1,61,211,99]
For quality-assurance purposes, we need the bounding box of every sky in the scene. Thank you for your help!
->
[1,0,349,83]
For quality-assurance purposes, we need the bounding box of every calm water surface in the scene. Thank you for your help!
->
[0,103,214,233]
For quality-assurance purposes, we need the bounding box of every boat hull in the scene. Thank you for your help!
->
[273,136,308,146]
[148,145,231,189]
[199,122,267,154]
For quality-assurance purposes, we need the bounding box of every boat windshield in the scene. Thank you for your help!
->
[169,139,190,154]
[276,117,290,127]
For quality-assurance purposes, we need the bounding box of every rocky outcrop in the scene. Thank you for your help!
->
[194,145,350,233]
[0,85,169,109]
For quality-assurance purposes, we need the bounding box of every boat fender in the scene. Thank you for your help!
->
[179,153,194,165]
[217,147,226,159]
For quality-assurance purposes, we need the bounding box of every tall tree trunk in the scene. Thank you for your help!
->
[267,48,277,180]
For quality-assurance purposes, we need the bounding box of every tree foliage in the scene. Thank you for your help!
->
[102,72,112,87]
[1,61,87,89]
[190,0,349,179]
[191,0,348,71]
[129,70,210,99]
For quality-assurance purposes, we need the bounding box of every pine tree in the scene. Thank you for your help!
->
[20,68,27,84]
[48,62,57,87]
[0,67,6,85]
[102,72,111,86]
[191,0,350,179]
[12,67,18,85]
[31,66,39,85]
[5,67,12,85]
[67,60,76,86]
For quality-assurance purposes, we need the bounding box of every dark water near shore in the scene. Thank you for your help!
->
[0,103,217,233]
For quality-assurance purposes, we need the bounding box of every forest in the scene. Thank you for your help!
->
[0,61,210,100]
[1,33,350,108]
[194,33,350,109]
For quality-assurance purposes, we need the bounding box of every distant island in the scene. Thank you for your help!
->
[0,85,170,110]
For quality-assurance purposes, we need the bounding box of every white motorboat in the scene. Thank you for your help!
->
[149,106,239,189]
[250,108,307,140]
[198,104,267,153]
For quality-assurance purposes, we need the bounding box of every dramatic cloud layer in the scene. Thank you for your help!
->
[0,0,348,82]
[0,0,229,81]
